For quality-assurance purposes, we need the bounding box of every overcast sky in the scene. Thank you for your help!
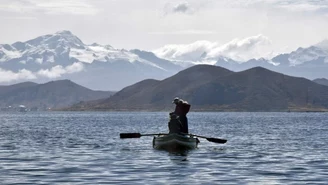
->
[1,0,328,56]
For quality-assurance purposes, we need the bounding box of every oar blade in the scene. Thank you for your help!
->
[206,137,227,144]
[120,133,142,139]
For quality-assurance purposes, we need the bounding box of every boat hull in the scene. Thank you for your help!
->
[153,134,199,151]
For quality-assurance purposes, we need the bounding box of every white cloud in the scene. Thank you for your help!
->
[153,35,273,62]
[65,62,84,73]
[0,68,36,82]
[37,66,66,78]
[153,40,218,61]
[0,0,98,15]
[148,30,216,35]
[0,0,328,53]
[207,34,272,61]
[37,62,84,78]
[278,3,326,12]
[224,0,328,13]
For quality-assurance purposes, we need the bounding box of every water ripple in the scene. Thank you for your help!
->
[1,112,328,184]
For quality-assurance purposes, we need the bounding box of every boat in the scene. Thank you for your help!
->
[120,132,226,151]
[152,133,200,151]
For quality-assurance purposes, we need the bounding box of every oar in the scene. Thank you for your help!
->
[187,133,227,144]
[120,133,167,139]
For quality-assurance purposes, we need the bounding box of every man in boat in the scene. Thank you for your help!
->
[172,97,191,134]
[168,112,182,134]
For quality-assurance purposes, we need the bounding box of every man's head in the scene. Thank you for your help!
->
[169,112,179,119]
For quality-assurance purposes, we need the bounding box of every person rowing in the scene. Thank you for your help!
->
[172,97,191,134]
[168,112,182,134]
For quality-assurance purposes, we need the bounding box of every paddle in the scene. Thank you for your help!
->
[120,133,167,139]
[186,133,227,144]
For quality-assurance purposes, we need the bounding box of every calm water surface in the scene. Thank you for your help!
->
[0,112,328,184]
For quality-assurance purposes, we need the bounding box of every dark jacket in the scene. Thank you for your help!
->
[168,117,182,134]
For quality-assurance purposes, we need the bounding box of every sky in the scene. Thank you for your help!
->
[1,0,328,59]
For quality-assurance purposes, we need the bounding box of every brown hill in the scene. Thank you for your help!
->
[0,82,38,96]
[68,65,328,112]
[0,80,115,110]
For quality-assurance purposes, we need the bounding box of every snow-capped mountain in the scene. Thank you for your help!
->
[279,46,328,66]
[213,42,328,80]
[0,31,181,90]
[1,30,328,90]
[315,39,328,51]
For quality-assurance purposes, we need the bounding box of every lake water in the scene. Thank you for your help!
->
[0,112,327,184]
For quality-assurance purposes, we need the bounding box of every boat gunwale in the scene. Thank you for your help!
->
[152,133,199,150]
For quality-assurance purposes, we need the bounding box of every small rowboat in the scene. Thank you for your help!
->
[119,132,226,151]
[152,133,200,150]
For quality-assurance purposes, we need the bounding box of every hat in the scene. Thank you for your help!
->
[172,97,180,104]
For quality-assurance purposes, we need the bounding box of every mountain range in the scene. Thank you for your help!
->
[0,80,114,110]
[1,30,328,91]
[67,65,328,112]
[0,31,182,91]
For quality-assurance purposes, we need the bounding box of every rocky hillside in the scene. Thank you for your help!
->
[0,80,115,110]
[67,65,328,112]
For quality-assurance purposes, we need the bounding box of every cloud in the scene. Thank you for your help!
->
[223,0,328,13]
[207,34,272,61]
[164,1,194,15]
[0,62,84,82]
[0,0,98,15]
[148,30,216,35]
[153,35,273,62]
[153,40,218,61]
[173,2,190,13]
[37,62,84,78]
[65,62,84,73]
[275,1,328,12]
[0,68,36,83]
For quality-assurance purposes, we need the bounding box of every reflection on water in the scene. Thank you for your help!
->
[167,149,190,164]
[0,112,328,184]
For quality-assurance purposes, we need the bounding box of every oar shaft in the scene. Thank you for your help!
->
[120,133,169,139]
[120,133,141,138]
[185,133,227,144]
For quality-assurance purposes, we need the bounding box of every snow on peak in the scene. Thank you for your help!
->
[69,43,161,68]
[288,46,328,66]
[315,39,328,51]
[0,30,166,71]
[24,30,84,49]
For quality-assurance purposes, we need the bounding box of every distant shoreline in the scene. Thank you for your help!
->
[55,108,328,113]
